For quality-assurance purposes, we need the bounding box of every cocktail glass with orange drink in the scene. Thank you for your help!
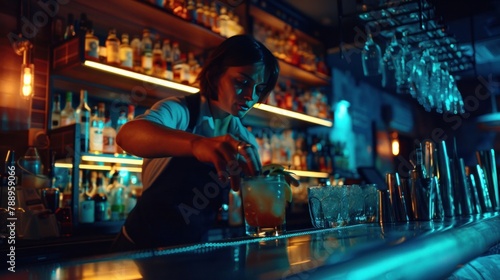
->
[241,165,293,237]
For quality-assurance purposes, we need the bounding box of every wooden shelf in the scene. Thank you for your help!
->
[278,60,330,86]
[242,103,332,129]
[249,5,323,46]
[51,37,196,107]
[57,0,225,53]
[249,5,331,86]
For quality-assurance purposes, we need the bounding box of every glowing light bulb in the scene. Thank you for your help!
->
[20,64,34,98]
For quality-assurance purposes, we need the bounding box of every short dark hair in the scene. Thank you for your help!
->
[197,35,279,103]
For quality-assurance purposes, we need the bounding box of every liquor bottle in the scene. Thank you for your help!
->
[84,20,99,59]
[116,110,127,132]
[78,13,88,35]
[116,109,127,154]
[162,39,173,80]
[89,104,104,153]
[79,171,95,223]
[87,171,98,197]
[209,2,219,34]
[110,174,126,221]
[51,94,61,129]
[226,10,236,38]
[171,41,181,64]
[195,0,204,26]
[60,91,76,126]
[130,35,142,72]
[202,2,211,28]
[186,0,196,22]
[64,13,76,40]
[75,89,91,153]
[106,28,120,65]
[93,175,110,221]
[102,116,117,154]
[119,33,133,68]
[162,39,172,63]
[218,6,229,37]
[127,104,135,121]
[141,29,153,75]
[152,39,165,78]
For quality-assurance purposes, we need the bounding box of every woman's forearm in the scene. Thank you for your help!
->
[116,119,203,158]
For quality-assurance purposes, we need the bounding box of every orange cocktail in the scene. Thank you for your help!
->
[241,174,291,237]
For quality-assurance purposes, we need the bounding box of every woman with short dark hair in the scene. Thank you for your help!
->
[112,35,279,251]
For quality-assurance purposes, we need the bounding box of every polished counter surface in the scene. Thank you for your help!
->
[2,213,500,280]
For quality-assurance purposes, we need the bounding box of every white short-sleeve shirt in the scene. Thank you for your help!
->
[135,95,258,189]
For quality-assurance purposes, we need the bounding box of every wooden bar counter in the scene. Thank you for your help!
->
[2,213,500,279]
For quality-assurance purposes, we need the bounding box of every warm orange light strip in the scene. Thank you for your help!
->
[84,60,200,94]
[81,155,143,165]
[253,103,333,127]
[55,163,142,173]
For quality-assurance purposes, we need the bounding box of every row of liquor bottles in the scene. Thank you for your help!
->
[58,2,244,82]
[268,80,332,120]
[50,88,339,169]
[84,24,206,85]
[251,128,350,173]
[74,170,141,224]
[149,0,245,37]
[56,1,244,44]
[253,21,329,76]
[51,90,135,154]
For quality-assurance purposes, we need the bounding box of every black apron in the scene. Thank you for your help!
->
[124,94,230,248]
[124,157,229,248]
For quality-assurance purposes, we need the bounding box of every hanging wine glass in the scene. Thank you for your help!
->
[391,31,411,94]
[406,48,421,99]
[361,29,383,77]
[381,39,396,88]
[436,67,448,113]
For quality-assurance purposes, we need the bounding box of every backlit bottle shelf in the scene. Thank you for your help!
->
[54,152,330,178]
[55,153,143,173]
[286,169,330,179]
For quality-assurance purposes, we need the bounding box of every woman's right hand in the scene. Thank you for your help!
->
[190,134,261,189]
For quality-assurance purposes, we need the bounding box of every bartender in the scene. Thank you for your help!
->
[111,35,280,251]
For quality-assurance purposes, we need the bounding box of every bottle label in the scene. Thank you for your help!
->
[95,201,110,221]
[85,38,99,58]
[142,55,152,71]
[103,135,116,153]
[120,48,133,68]
[52,117,60,129]
[80,200,95,223]
[106,42,120,64]
[89,127,103,152]
[111,204,125,221]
